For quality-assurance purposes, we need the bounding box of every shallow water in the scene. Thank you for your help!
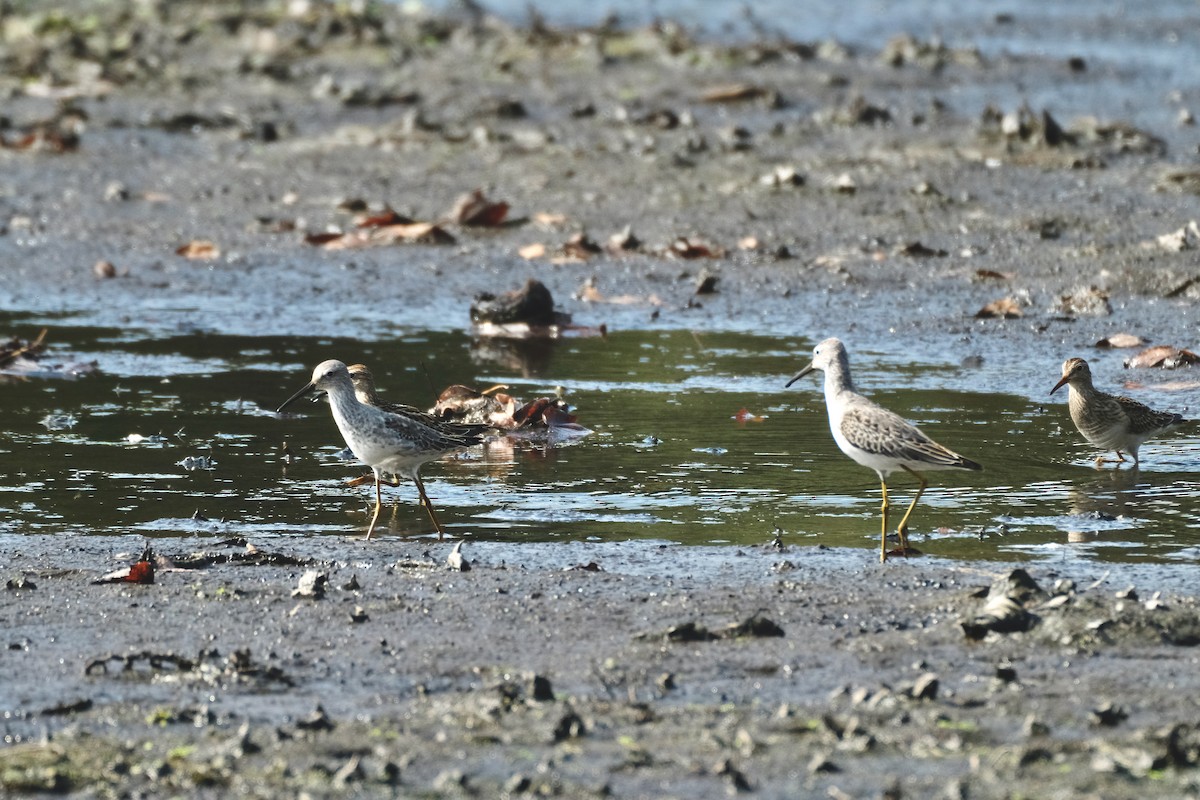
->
[3,315,1198,564]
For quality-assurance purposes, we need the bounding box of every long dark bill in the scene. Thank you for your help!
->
[784,362,815,388]
[277,382,317,413]
[1049,376,1069,395]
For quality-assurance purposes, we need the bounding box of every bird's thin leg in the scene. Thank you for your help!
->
[349,472,399,488]
[879,479,890,563]
[414,474,446,540]
[364,470,384,540]
[896,466,928,552]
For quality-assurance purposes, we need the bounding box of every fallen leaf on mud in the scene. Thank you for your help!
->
[560,232,603,261]
[733,408,767,424]
[533,212,567,227]
[518,242,547,259]
[974,268,1014,281]
[701,83,766,103]
[1148,220,1200,252]
[829,173,857,193]
[354,208,414,228]
[448,188,509,226]
[760,166,804,188]
[668,236,723,259]
[292,570,327,599]
[296,705,336,731]
[1095,333,1146,349]
[664,622,717,642]
[350,606,369,623]
[895,241,948,258]
[738,236,760,250]
[93,556,155,585]
[446,541,471,572]
[1055,286,1112,316]
[316,222,456,249]
[975,297,1024,319]
[566,562,603,572]
[607,225,641,254]
[576,280,663,306]
[93,260,118,278]
[718,615,784,638]
[175,240,220,259]
[1124,345,1200,369]
[304,231,344,246]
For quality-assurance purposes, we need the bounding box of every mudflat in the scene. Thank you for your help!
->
[3,3,1200,797]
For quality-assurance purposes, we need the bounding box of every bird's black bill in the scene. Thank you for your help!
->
[1049,377,1069,395]
[785,363,815,388]
[277,382,317,413]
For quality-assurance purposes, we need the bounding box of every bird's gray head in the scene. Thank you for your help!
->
[1050,357,1090,395]
[278,359,352,413]
[785,337,847,388]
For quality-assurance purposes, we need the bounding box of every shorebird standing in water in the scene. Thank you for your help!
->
[1051,357,1188,467]
[787,338,983,562]
[278,360,486,539]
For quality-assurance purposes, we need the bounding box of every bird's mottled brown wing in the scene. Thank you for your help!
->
[1114,395,1185,436]
[841,402,980,470]
[381,408,487,450]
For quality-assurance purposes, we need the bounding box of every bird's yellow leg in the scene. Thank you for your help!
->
[896,466,928,550]
[879,479,890,563]
[414,474,446,540]
[365,473,384,540]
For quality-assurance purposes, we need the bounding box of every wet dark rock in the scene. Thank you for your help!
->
[995,664,1018,683]
[552,709,586,741]
[664,621,716,642]
[720,615,785,639]
[505,773,533,793]
[296,705,335,732]
[40,698,93,716]
[530,674,554,702]
[713,758,753,793]
[808,753,840,774]
[1157,723,1200,768]
[342,574,361,591]
[349,605,368,624]
[657,672,676,692]
[470,279,568,327]
[694,270,718,295]
[1090,702,1128,727]
[1115,586,1139,601]
[6,575,35,590]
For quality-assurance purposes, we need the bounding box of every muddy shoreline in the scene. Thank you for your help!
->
[6,537,1200,798]
[3,2,1200,797]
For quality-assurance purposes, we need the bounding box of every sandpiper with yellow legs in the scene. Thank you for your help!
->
[787,338,983,562]
[1051,357,1188,467]
[278,360,486,539]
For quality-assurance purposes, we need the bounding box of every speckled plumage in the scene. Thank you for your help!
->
[1051,357,1186,466]
[347,364,490,444]
[278,360,485,539]
[787,338,982,562]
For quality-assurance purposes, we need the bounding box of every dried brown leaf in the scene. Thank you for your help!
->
[519,242,547,260]
[701,84,766,103]
[450,189,509,226]
[1124,345,1200,369]
[176,240,220,259]
[1095,333,1146,349]
[976,297,1023,319]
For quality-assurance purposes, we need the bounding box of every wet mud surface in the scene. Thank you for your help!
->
[3,2,1200,797]
[6,537,1200,798]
